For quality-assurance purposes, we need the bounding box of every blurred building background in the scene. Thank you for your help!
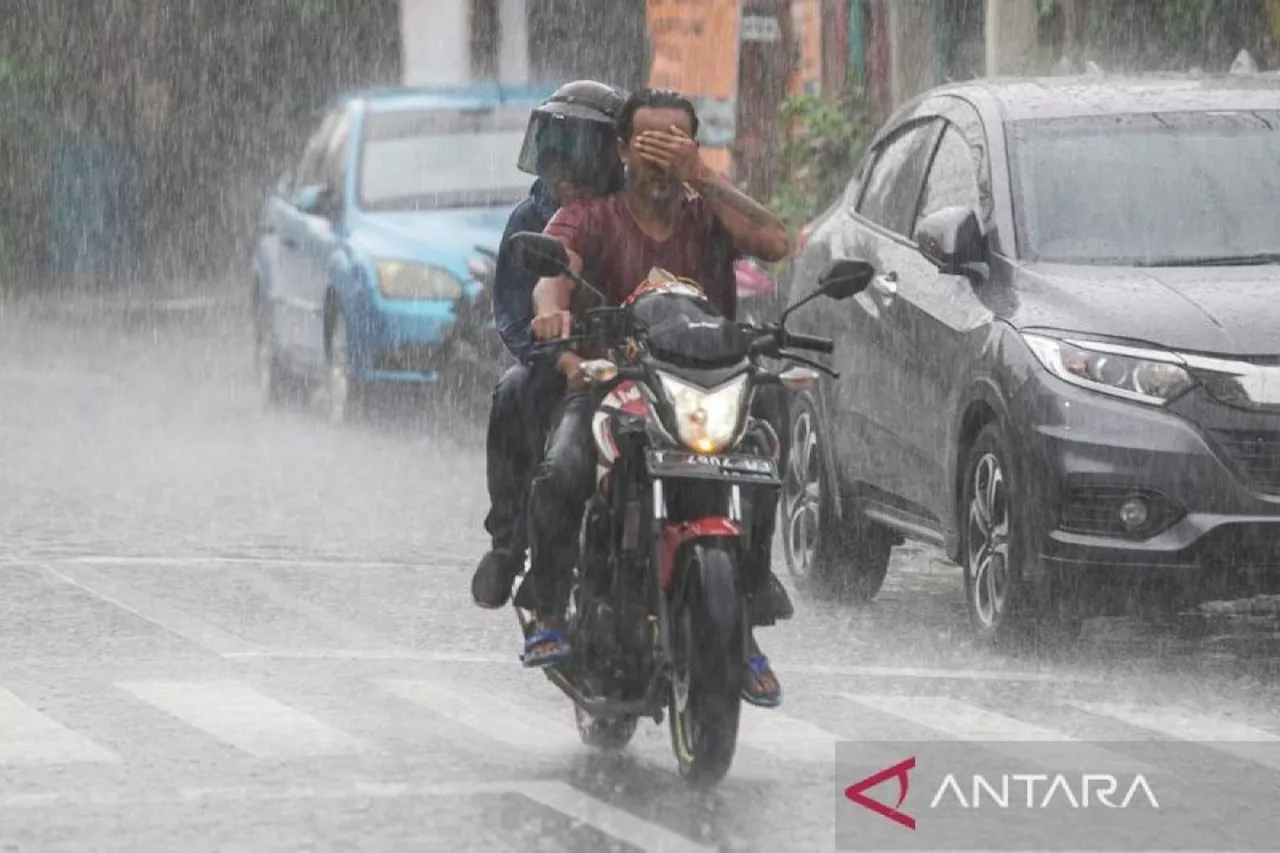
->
[0,0,1274,292]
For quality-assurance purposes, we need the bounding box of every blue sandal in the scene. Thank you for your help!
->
[521,627,571,668]
[742,654,783,708]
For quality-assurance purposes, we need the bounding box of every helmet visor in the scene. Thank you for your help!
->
[516,112,619,190]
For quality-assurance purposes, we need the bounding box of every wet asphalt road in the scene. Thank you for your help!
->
[2,293,1280,852]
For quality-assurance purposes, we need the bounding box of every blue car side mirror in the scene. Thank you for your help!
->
[293,184,333,218]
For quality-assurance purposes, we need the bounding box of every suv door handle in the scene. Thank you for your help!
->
[872,271,898,296]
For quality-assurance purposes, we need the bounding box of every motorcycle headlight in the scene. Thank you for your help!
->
[657,372,748,454]
[1022,333,1196,406]
[375,261,464,301]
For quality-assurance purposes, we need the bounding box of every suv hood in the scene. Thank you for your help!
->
[1011,263,1280,357]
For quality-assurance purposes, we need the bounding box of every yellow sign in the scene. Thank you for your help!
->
[646,0,741,174]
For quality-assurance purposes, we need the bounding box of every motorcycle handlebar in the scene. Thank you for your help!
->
[783,332,834,354]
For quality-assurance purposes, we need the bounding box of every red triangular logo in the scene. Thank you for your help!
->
[844,756,917,830]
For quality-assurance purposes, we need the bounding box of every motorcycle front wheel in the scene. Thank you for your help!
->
[667,541,746,786]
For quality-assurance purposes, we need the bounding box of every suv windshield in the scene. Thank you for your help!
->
[358,104,532,211]
[1009,110,1280,265]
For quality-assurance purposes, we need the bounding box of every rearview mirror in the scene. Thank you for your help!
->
[817,259,874,299]
[293,184,332,217]
[915,206,984,275]
[506,231,569,278]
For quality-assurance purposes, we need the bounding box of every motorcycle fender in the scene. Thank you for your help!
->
[660,517,740,590]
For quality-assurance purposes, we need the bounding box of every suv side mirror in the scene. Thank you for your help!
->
[915,206,984,275]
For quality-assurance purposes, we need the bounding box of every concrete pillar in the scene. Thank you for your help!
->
[497,0,529,83]
[401,0,470,86]
[985,0,1037,77]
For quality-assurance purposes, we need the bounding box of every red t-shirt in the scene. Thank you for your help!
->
[542,191,740,320]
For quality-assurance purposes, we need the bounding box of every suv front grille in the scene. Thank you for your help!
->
[1209,429,1280,495]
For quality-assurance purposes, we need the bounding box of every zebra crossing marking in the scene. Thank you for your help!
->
[1073,701,1280,772]
[737,704,843,764]
[375,678,584,754]
[0,688,118,765]
[38,562,263,656]
[117,680,365,758]
[840,693,1150,771]
[0,779,713,853]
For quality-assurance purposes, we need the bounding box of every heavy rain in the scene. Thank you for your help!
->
[2,1,1280,850]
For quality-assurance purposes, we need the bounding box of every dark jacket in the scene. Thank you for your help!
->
[495,179,558,365]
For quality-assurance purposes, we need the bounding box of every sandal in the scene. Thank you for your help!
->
[742,653,783,708]
[521,624,571,668]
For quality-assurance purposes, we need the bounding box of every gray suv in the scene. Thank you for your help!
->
[780,74,1280,642]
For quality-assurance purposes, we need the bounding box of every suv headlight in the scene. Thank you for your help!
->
[375,261,464,301]
[657,372,748,454]
[1022,333,1195,405]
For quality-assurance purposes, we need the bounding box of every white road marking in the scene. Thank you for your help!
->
[517,781,715,853]
[222,649,513,663]
[38,563,263,656]
[18,554,475,569]
[0,688,119,765]
[737,705,842,764]
[375,678,583,754]
[841,694,1074,741]
[1073,702,1280,771]
[234,571,413,653]
[788,662,1101,684]
[0,780,715,852]
[841,693,1149,772]
[118,680,365,758]
[225,650,1102,686]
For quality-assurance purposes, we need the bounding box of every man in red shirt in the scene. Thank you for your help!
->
[522,88,793,707]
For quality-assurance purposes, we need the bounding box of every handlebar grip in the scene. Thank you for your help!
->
[785,333,834,354]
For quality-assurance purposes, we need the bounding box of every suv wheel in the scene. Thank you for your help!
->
[782,391,892,603]
[961,422,1036,642]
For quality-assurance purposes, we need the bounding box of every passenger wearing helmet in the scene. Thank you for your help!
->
[472,81,626,610]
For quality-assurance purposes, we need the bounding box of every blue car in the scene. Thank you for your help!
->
[252,82,558,421]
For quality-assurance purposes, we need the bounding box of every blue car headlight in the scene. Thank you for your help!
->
[375,261,464,301]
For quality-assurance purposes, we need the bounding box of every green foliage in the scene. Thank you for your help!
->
[768,93,875,236]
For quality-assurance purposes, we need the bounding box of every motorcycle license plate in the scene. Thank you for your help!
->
[644,448,780,485]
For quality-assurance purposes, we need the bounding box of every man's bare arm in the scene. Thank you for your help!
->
[687,164,791,262]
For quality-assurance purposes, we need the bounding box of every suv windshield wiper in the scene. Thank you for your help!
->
[1134,253,1280,267]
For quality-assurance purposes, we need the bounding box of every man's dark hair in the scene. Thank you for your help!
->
[616,88,700,142]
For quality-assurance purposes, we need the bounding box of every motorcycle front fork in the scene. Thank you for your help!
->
[647,479,745,676]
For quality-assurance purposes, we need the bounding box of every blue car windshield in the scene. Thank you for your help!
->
[358,105,532,211]
[1009,110,1280,265]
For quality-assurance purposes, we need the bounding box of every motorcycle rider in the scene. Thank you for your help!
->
[473,80,628,609]
[522,87,794,707]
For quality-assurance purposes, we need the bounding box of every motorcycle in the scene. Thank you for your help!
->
[505,230,872,785]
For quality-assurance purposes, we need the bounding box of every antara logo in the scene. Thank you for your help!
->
[845,758,1159,830]
[845,757,916,829]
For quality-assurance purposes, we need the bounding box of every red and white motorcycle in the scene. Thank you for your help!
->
[505,230,871,785]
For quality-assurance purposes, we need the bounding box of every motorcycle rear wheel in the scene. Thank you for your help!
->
[667,541,746,786]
